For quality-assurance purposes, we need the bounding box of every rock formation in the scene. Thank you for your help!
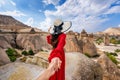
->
[0,14,29,31]
[65,34,82,52]
[103,27,120,35]
[0,62,44,80]
[66,52,103,80]
[16,33,52,53]
[97,54,120,80]
[0,52,103,80]
[82,38,98,56]
[75,29,98,57]
[103,34,110,46]
[0,48,10,65]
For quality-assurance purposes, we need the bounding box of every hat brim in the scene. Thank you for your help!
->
[49,21,72,34]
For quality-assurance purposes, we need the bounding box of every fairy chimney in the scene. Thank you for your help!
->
[103,34,110,46]
[80,29,88,39]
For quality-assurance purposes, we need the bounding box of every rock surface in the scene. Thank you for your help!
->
[103,27,120,35]
[97,54,120,80]
[0,14,29,31]
[0,35,12,49]
[0,62,44,80]
[82,38,98,57]
[66,52,103,80]
[0,48,10,65]
[16,33,51,53]
[65,34,82,52]
[0,52,103,80]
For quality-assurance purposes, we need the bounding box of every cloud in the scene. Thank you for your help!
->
[40,0,118,32]
[0,10,26,17]
[116,0,120,4]
[0,0,5,7]
[25,17,34,26]
[43,0,60,5]
[118,24,120,27]
[105,6,120,14]
[10,1,16,6]
[39,17,52,31]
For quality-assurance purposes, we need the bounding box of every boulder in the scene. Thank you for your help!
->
[97,54,120,80]
[82,38,98,57]
[0,36,12,49]
[66,52,103,80]
[0,62,44,80]
[0,48,10,65]
[65,34,82,52]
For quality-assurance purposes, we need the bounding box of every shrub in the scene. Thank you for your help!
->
[22,49,34,56]
[110,38,118,44]
[28,49,34,55]
[106,52,119,64]
[110,52,118,56]
[117,40,120,44]
[6,48,15,56]
[9,56,16,62]
[115,49,120,53]
[95,38,103,45]
[110,37,120,44]
[6,48,17,62]
[22,51,28,56]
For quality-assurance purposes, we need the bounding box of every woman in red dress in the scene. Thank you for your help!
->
[47,19,72,80]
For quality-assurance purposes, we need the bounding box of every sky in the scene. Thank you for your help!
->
[0,0,120,33]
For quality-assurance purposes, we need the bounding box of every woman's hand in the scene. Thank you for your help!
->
[51,57,62,71]
[36,58,61,80]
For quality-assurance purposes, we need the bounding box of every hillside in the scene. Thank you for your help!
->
[0,14,30,31]
[103,27,120,35]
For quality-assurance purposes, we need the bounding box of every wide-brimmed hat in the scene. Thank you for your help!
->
[49,19,72,34]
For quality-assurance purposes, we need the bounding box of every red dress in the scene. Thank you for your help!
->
[47,33,66,80]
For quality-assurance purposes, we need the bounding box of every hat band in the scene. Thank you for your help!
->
[54,22,64,28]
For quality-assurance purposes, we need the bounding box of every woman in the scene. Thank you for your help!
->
[47,19,72,80]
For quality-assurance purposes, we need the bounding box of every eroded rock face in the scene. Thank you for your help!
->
[0,48,10,66]
[97,54,120,80]
[0,35,12,49]
[16,34,84,53]
[66,53,103,80]
[16,34,51,53]
[65,35,82,52]
[0,14,29,30]
[82,38,98,57]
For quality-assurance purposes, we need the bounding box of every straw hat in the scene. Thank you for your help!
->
[49,19,72,34]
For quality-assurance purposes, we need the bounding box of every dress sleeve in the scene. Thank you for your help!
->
[46,35,51,44]
[56,33,66,50]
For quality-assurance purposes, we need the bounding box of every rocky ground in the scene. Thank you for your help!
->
[0,62,44,80]
[96,44,120,62]
[0,48,120,80]
[96,44,120,53]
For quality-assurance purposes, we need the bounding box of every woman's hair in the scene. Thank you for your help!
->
[51,33,61,48]
[51,25,63,48]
